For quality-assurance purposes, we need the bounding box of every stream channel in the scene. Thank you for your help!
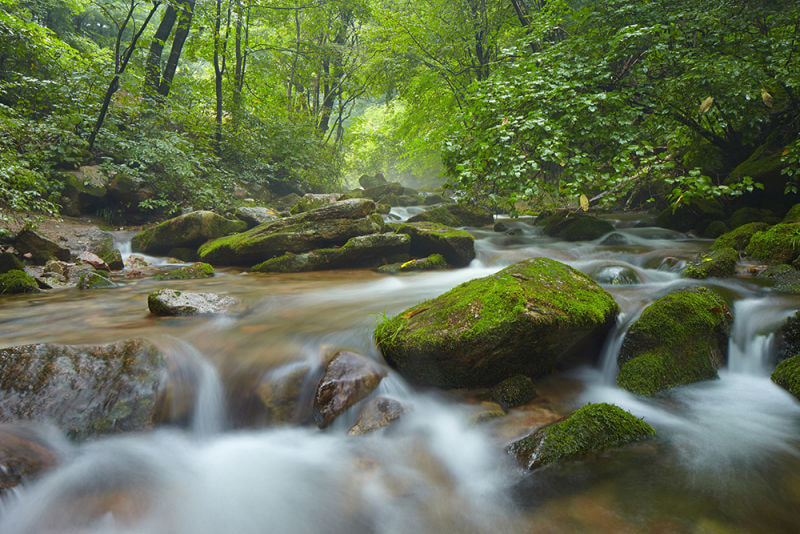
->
[0,210,799,533]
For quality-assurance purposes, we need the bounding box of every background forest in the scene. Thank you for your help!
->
[1,0,798,224]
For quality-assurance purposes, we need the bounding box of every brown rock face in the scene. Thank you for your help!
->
[0,424,60,493]
[313,351,387,428]
[347,397,405,435]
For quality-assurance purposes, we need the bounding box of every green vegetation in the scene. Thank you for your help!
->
[0,269,39,294]
[154,262,215,280]
[684,247,738,279]
[771,355,800,402]
[712,222,769,252]
[508,403,656,470]
[617,287,732,395]
[745,223,800,265]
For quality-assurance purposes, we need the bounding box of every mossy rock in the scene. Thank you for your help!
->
[131,211,248,256]
[755,264,800,294]
[396,222,475,267]
[683,247,738,279]
[542,214,615,241]
[711,222,769,252]
[507,403,656,470]
[377,254,449,274]
[0,270,39,294]
[0,252,24,274]
[655,198,725,233]
[154,262,215,280]
[702,220,729,238]
[102,249,125,271]
[776,312,800,363]
[199,200,382,266]
[359,173,387,189]
[147,289,237,316]
[13,229,72,264]
[490,375,537,410]
[78,271,116,290]
[290,193,348,215]
[771,355,800,401]
[407,204,493,227]
[252,233,410,273]
[745,223,800,264]
[728,207,778,229]
[375,258,619,388]
[783,204,800,223]
[616,287,732,395]
[234,206,280,228]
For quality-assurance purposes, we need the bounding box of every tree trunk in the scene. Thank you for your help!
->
[144,5,179,100]
[158,0,196,97]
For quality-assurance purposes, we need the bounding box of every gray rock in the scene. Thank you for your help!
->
[234,206,280,228]
[313,351,387,428]
[347,397,405,435]
[148,289,237,316]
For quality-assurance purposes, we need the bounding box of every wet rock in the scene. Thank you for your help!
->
[683,247,738,279]
[396,222,475,267]
[154,262,215,280]
[166,248,198,262]
[541,214,614,241]
[78,270,116,290]
[77,251,109,271]
[0,251,24,274]
[745,223,800,265]
[347,397,405,435]
[359,173,387,189]
[199,199,383,266]
[234,206,280,228]
[313,351,387,428]
[147,289,237,316]
[600,232,631,246]
[270,193,302,212]
[776,312,800,363]
[377,254,449,274]
[0,270,40,294]
[490,375,537,410]
[729,207,778,228]
[588,264,642,285]
[468,401,506,425]
[126,255,151,270]
[0,339,169,439]
[755,264,800,294]
[252,362,316,425]
[616,287,732,395]
[253,233,410,273]
[13,229,72,264]
[407,204,493,227]
[493,222,509,233]
[375,258,619,388]
[0,424,60,493]
[290,193,349,215]
[771,355,800,401]
[712,222,769,252]
[702,220,729,238]
[507,403,655,470]
[131,211,247,256]
[103,249,125,271]
[423,193,447,205]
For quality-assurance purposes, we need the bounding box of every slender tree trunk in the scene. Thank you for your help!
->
[144,5,179,99]
[287,8,301,112]
[158,0,196,97]
[213,0,231,152]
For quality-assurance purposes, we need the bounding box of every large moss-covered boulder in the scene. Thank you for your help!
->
[711,222,769,252]
[407,204,493,227]
[375,258,619,388]
[728,207,778,229]
[290,193,348,215]
[0,270,39,294]
[507,403,656,470]
[745,223,800,265]
[683,247,738,279]
[131,211,247,256]
[234,206,280,228]
[147,289,237,316]
[77,270,116,289]
[617,287,732,395]
[154,262,215,280]
[771,355,800,401]
[396,222,475,267]
[198,199,383,266]
[13,229,72,264]
[0,340,168,439]
[252,233,410,273]
[542,214,615,241]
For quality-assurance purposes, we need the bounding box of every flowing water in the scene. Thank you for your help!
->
[1,215,799,533]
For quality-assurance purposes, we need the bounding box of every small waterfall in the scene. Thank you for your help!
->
[727,298,795,376]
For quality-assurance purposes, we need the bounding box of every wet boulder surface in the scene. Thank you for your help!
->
[147,289,237,316]
[396,222,476,267]
[616,287,733,395]
[407,204,493,227]
[313,351,387,428]
[0,340,168,440]
[132,211,247,256]
[375,258,619,388]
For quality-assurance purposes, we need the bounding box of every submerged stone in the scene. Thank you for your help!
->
[313,351,387,428]
[375,258,618,388]
[616,287,732,395]
[131,211,247,256]
[755,264,800,294]
[147,289,237,316]
[347,397,405,435]
[507,403,656,470]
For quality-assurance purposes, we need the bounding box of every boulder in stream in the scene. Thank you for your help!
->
[683,247,738,279]
[252,233,410,273]
[199,199,383,266]
[712,222,769,252]
[507,403,656,470]
[745,223,800,265]
[407,204,493,227]
[771,355,800,401]
[13,229,72,264]
[78,270,117,289]
[147,289,237,316]
[541,213,614,241]
[234,206,280,228]
[396,222,475,267]
[131,211,247,256]
[376,254,449,274]
[313,351,387,428]
[616,287,732,395]
[375,258,619,388]
[0,340,168,439]
[347,397,405,435]
[0,270,40,294]
[0,424,61,494]
[154,262,215,280]
[490,375,537,410]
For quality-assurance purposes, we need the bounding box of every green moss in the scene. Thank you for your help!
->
[783,204,800,223]
[132,211,247,255]
[728,207,778,228]
[745,223,800,264]
[0,270,39,294]
[684,247,738,279]
[489,374,537,409]
[377,254,449,273]
[508,403,656,469]
[155,262,215,280]
[711,222,769,252]
[78,271,116,289]
[375,258,618,387]
[616,287,732,395]
[771,355,800,401]
[702,220,729,238]
[102,249,125,270]
[396,222,475,267]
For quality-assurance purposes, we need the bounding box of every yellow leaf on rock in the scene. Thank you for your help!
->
[579,194,589,212]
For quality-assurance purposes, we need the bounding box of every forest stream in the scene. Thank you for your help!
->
[0,211,799,533]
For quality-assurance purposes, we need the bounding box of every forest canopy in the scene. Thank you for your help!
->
[0,0,798,222]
